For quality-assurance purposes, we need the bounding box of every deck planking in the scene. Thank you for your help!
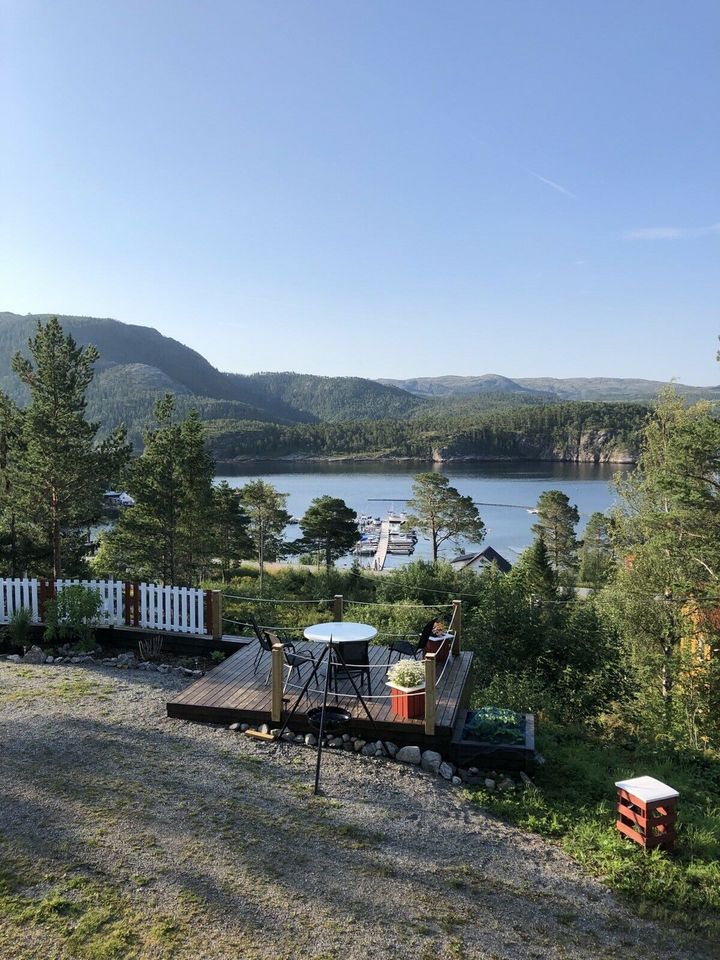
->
[167,641,474,746]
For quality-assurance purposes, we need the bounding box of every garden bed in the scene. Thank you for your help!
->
[450,707,535,772]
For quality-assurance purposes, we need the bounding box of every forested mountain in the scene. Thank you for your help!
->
[0,311,681,460]
[208,402,646,463]
[0,313,424,443]
[381,373,720,402]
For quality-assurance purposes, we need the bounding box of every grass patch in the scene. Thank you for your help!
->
[0,849,193,959]
[468,722,720,935]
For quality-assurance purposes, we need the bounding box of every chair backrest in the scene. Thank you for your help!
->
[390,639,417,658]
[417,618,438,652]
[335,640,368,667]
[249,614,266,645]
[262,629,284,654]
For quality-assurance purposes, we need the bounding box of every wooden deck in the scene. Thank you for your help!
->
[167,642,474,747]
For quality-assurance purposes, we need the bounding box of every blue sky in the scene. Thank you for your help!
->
[1,1,718,383]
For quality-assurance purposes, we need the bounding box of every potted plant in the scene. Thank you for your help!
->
[423,619,451,664]
[386,659,426,719]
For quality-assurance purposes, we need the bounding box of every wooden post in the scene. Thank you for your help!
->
[333,594,343,621]
[451,599,462,655]
[132,583,140,627]
[211,590,223,640]
[124,582,132,626]
[38,579,55,622]
[271,642,284,723]
[204,590,213,637]
[424,652,437,737]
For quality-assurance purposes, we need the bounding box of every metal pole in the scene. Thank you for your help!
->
[313,640,334,795]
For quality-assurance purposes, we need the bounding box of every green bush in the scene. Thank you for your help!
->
[7,607,33,649]
[44,586,103,649]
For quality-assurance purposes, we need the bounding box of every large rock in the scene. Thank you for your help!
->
[396,745,421,765]
[439,761,455,781]
[361,742,376,756]
[23,646,45,664]
[421,750,443,775]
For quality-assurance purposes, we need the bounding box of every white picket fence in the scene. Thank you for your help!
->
[0,578,40,623]
[0,577,209,636]
[137,583,205,635]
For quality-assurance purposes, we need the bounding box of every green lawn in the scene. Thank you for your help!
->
[468,723,720,936]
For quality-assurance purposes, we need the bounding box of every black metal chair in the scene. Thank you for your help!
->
[263,630,321,695]
[385,637,423,665]
[250,614,292,675]
[330,640,372,696]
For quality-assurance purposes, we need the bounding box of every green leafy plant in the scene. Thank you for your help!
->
[210,650,225,664]
[386,658,425,689]
[463,706,524,744]
[7,607,33,649]
[44,586,103,648]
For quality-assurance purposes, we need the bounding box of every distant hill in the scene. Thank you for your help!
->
[0,313,424,443]
[380,373,720,403]
[377,374,544,398]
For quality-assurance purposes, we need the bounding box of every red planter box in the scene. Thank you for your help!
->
[424,634,451,664]
[389,685,425,719]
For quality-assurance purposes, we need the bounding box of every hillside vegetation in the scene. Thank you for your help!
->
[0,311,688,458]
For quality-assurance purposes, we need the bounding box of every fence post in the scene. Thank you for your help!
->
[333,594,343,621]
[211,590,223,640]
[424,653,437,737]
[124,582,132,626]
[38,579,55,622]
[451,599,462,655]
[132,583,140,627]
[204,590,213,636]
[271,642,284,723]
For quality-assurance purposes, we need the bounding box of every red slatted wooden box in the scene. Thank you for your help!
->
[615,776,678,851]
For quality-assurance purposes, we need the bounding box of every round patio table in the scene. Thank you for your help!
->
[303,621,378,644]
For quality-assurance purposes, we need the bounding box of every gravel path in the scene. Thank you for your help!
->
[0,660,713,960]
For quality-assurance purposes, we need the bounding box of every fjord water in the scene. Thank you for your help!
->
[216,461,626,568]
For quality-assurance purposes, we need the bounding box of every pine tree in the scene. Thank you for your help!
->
[513,537,557,601]
[406,473,485,562]
[0,392,30,576]
[97,396,213,584]
[578,512,613,587]
[11,318,129,577]
[212,482,251,582]
[238,480,290,593]
[532,490,579,580]
[297,496,358,570]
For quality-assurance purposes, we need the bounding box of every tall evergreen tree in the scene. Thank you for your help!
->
[212,481,251,582]
[97,395,213,584]
[297,496,358,570]
[237,480,290,593]
[513,537,557,601]
[11,318,129,577]
[532,490,579,579]
[601,389,720,742]
[0,392,30,576]
[578,511,613,587]
[405,473,485,562]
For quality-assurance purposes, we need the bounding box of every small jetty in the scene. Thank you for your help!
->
[372,519,391,570]
[354,511,418,570]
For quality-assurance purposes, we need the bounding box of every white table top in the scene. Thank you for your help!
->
[615,776,679,803]
[303,621,378,644]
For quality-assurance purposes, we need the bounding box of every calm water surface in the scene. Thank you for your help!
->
[216,461,627,567]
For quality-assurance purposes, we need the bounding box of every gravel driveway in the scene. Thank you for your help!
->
[0,660,713,960]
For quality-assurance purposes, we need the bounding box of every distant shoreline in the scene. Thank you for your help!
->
[214,452,636,466]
